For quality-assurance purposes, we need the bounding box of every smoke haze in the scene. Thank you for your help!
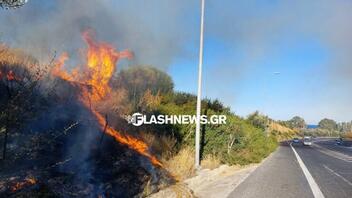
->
[0,0,198,69]
[1,0,352,123]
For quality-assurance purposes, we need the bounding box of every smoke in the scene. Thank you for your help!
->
[0,0,198,69]
[2,0,352,122]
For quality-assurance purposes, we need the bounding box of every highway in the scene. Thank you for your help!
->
[228,138,352,198]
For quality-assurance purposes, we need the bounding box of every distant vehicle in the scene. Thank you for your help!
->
[293,137,300,143]
[336,138,343,145]
[303,136,312,146]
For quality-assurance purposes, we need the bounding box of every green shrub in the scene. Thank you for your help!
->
[111,67,279,166]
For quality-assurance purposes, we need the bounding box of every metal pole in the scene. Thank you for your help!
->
[195,0,205,168]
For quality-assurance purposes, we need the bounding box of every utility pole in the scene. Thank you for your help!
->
[195,0,205,168]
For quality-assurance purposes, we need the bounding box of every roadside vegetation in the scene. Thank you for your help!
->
[302,118,352,138]
[107,66,280,175]
[2,45,316,196]
[342,132,352,139]
[0,45,282,181]
[4,44,350,196]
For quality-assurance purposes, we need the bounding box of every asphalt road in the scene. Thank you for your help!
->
[228,138,352,198]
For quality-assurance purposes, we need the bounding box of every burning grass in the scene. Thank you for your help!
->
[0,33,174,197]
[0,27,280,197]
[0,44,38,68]
[10,177,36,192]
[51,29,163,167]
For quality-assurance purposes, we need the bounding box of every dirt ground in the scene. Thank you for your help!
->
[149,164,258,198]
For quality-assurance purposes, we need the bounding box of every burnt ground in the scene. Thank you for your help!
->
[0,101,173,197]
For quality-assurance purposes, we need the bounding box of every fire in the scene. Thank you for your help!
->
[11,177,36,192]
[51,52,72,81]
[91,108,162,167]
[52,30,162,167]
[81,30,132,102]
[0,70,21,81]
[5,70,18,81]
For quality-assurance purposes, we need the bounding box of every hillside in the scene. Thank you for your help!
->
[1,43,278,196]
[268,121,298,141]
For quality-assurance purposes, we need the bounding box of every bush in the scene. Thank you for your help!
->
[202,114,277,165]
[163,147,195,180]
[201,154,221,170]
[112,66,174,110]
[148,89,278,167]
[342,132,352,139]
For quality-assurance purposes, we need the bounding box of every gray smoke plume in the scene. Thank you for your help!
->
[0,0,198,69]
[2,0,352,122]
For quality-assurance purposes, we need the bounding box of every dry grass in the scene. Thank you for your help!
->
[142,179,153,197]
[163,147,195,181]
[0,44,48,82]
[97,88,132,116]
[269,122,298,141]
[343,132,352,139]
[141,133,196,181]
[201,154,221,170]
[140,132,177,158]
[0,44,37,68]
[269,122,294,133]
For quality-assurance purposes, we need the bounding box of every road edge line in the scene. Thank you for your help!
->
[290,143,325,198]
[323,165,352,186]
[312,143,352,163]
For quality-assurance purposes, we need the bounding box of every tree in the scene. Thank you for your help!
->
[0,45,48,159]
[207,99,230,113]
[138,89,161,112]
[247,111,269,130]
[288,116,306,129]
[337,121,352,133]
[113,66,174,109]
[0,0,27,9]
[318,118,337,131]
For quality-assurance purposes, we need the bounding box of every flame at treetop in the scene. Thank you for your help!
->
[52,29,133,103]
[52,30,162,167]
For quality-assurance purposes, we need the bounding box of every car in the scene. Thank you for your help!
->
[336,138,343,145]
[293,137,300,143]
[303,136,312,146]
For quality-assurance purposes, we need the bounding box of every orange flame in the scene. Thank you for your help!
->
[6,70,18,81]
[81,30,132,102]
[91,108,162,167]
[52,52,72,81]
[52,30,162,167]
[11,177,36,192]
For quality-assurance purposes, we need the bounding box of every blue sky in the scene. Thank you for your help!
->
[170,34,331,123]
[168,1,352,124]
[1,0,352,124]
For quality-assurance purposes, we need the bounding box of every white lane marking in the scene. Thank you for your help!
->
[323,165,352,186]
[290,143,325,198]
[313,144,352,163]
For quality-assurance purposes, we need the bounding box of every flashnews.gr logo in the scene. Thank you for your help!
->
[125,113,227,127]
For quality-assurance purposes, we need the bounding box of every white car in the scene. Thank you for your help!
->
[303,136,312,146]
